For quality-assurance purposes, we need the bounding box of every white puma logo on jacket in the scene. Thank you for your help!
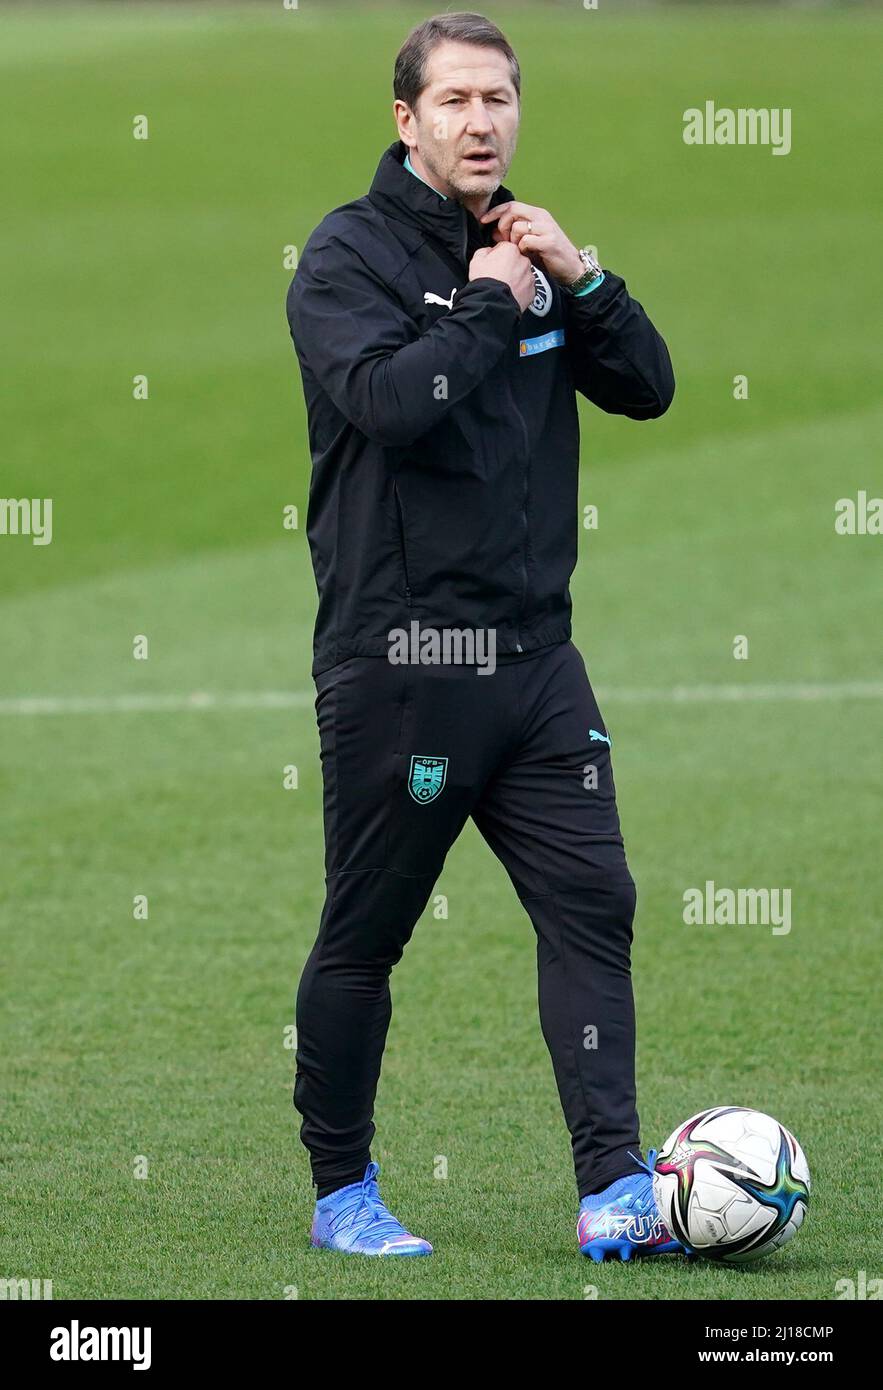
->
[424,289,457,310]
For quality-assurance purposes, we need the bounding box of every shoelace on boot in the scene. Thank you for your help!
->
[621,1147,660,1212]
[326,1162,410,1244]
[628,1146,659,1178]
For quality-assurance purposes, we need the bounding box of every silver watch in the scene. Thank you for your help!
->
[566,246,603,295]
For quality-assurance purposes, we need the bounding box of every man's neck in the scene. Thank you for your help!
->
[404,148,492,219]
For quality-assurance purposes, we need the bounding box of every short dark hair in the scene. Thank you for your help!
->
[394,12,521,113]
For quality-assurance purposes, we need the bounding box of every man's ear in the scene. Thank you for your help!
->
[393,99,416,144]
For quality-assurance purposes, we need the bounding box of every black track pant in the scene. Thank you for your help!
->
[293,640,645,1199]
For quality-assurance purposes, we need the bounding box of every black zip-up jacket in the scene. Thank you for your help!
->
[287,140,674,675]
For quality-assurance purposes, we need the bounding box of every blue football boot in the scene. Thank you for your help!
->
[578,1149,689,1262]
[310,1162,433,1256]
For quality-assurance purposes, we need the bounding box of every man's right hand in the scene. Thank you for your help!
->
[469,242,535,314]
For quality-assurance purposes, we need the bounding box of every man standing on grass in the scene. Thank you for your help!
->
[287,12,682,1261]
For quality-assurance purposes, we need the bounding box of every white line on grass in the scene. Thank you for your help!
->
[604,680,883,704]
[0,681,881,717]
[0,691,314,716]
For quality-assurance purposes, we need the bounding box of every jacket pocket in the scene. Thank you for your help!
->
[392,479,413,604]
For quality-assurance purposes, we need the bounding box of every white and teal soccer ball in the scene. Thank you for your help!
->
[652,1106,810,1263]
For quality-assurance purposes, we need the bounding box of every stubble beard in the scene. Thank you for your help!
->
[419,134,515,206]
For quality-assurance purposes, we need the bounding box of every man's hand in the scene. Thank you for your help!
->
[480,201,584,287]
[469,241,536,314]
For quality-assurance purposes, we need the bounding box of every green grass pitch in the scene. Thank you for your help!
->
[1,3,880,1300]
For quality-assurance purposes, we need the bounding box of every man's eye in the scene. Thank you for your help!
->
[443,96,505,106]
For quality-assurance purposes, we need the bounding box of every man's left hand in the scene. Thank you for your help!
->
[480,202,584,287]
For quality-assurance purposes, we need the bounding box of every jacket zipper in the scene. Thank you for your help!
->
[509,385,531,651]
[393,480,412,606]
[464,205,531,649]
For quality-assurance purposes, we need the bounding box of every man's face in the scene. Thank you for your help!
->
[396,40,520,202]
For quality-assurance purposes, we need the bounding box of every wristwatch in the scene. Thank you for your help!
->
[565,246,603,295]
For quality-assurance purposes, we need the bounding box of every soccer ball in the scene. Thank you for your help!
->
[652,1106,810,1262]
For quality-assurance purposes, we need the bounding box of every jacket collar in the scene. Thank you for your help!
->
[367,139,514,267]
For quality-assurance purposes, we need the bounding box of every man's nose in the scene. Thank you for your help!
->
[464,99,494,134]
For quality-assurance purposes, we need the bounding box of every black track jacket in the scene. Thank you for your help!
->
[287,140,674,675]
